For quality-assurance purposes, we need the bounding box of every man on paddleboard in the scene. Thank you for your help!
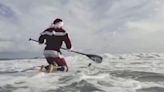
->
[38,18,72,73]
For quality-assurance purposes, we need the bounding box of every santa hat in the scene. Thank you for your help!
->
[50,18,64,28]
[53,18,62,24]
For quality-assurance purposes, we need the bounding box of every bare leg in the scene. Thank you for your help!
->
[47,64,58,73]
[39,65,45,72]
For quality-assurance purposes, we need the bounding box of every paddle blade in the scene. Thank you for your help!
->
[87,54,103,63]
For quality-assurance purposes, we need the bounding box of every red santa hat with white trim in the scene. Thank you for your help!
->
[50,18,64,28]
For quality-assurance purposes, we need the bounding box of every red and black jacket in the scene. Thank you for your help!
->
[39,27,72,52]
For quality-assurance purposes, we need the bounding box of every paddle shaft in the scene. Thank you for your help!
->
[29,38,88,56]
[29,38,102,63]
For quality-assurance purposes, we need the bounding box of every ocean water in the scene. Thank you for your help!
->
[0,53,164,92]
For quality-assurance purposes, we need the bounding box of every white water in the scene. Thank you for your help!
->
[0,53,164,92]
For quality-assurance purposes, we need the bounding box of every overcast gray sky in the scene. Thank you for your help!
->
[0,0,164,58]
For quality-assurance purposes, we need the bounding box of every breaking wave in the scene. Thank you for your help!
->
[0,53,164,92]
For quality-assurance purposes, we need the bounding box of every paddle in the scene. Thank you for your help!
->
[29,38,103,63]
